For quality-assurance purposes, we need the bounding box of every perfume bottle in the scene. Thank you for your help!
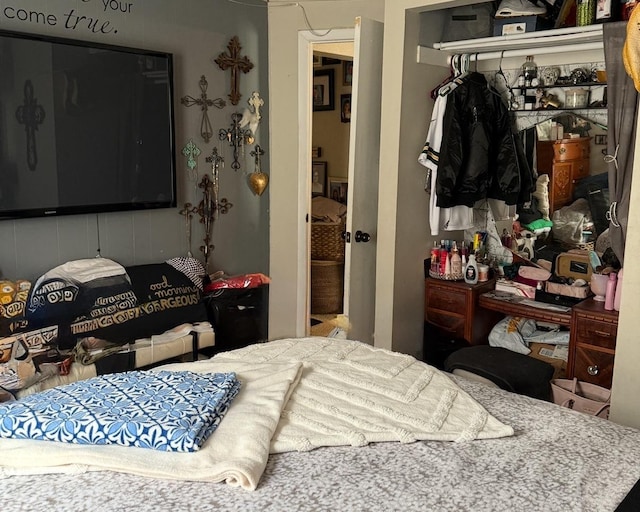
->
[521,56,538,87]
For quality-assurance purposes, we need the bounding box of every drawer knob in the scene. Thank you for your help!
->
[587,365,600,376]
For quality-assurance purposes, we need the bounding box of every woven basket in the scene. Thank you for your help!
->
[311,221,345,262]
[311,260,344,314]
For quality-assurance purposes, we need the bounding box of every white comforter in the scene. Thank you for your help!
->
[0,338,513,490]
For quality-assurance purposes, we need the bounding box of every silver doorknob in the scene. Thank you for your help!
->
[354,230,371,243]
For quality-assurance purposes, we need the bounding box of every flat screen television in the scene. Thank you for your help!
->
[0,29,176,219]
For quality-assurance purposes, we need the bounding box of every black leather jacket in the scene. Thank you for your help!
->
[436,72,533,208]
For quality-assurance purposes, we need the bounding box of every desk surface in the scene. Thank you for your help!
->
[478,291,573,327]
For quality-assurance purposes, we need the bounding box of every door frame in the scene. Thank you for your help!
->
[298,28,354,334]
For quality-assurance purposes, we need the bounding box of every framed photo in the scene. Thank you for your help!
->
[343,60,353,86]
[328,176,348,205]
[340,94,351,123]
[312,161,327,197]
[313,69,335,111]
[595,134,607,145]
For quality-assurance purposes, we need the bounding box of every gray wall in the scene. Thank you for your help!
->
[0,0,269,281]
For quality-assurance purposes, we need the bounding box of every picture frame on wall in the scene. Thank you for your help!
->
[313,69,335,111]
[328,176,348,205]
[343,60,353,86]
[312,161,327,197]
[340,94,351,123]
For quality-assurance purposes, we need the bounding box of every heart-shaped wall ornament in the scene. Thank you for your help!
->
[248,171,269,196]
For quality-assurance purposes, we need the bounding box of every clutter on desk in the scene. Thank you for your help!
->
[427,232,492,282]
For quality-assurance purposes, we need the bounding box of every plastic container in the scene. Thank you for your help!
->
[565,88,589,108]
[464,254,479,285]
[478,264,489,282]
[604,272,617,311]
[614,268,623,311]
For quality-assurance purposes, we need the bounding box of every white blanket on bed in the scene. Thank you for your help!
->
[0,361,302,490]
[0,338,513,490]
[214,338,514,452]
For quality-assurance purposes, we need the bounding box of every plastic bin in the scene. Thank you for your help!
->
[203,284,268,352]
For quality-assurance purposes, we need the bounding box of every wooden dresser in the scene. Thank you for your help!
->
[568,298,618,388]
[536,137,590,212]
[424,278,502,345]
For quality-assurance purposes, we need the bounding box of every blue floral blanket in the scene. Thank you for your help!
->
[0,370,240,452]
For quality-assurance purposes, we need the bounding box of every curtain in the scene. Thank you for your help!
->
[603,22,638,267]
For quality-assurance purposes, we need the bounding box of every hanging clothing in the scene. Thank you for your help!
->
[418,94,474,236]
[436,72,533,208]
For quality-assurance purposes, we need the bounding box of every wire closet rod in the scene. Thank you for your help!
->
[447,42,604,64]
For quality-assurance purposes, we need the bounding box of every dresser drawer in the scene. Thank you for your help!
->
[553,139,590,161]
[425,286,466,314]
[425,309,465,338]
[573,346,614,388]
[574,317,617,350]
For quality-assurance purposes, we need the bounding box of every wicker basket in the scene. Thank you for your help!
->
[311,260,344,314]
[311,221,345,262]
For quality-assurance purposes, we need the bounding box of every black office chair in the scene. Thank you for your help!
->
[444,345,555,401]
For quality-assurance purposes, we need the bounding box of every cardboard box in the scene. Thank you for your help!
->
[529,342,567,380]
[493,15,539,36]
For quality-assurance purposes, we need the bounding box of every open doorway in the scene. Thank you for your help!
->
[309,43,353,337]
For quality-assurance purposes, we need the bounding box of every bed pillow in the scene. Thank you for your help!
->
[311,196,347,223]
[68,260,207,346]
[0,370,241,452]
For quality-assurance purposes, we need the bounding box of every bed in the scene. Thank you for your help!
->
[1,337,639,511]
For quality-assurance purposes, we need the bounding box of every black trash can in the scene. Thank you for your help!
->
[203,284,269,353]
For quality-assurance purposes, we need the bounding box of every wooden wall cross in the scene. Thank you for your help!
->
[215,36,254,106]
[181,75,225,143]
[15,80,45,171]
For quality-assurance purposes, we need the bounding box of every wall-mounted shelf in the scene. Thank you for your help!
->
[418,25,604,64]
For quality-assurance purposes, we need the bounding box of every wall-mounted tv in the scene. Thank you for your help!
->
[0,29,176,219]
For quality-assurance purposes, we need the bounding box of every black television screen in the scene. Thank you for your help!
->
[0,29,176,219]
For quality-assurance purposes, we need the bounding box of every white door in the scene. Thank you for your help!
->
[343,17,384,344]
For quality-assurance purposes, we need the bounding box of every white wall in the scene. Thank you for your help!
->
[312,58,351,182]
[0,0,269,281]
[267,0,384,340]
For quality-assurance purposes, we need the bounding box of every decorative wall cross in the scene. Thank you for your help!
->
[181,139,201,183]
[219,112,254,171]
[239,91,264,135]
[215,36,254,106]
[205,147,224,219]
[15,80,45,171]
[180,75,225,143]
[179,203,198,257]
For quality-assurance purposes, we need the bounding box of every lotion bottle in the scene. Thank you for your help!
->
[604,272,617,311]
[450,242,462,276]
[614,268,623,311]
[464,253,478,285]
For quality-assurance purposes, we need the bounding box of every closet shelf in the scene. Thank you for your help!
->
[419,25,604,63]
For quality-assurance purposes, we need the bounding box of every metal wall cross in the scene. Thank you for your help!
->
[214,36,254,106]
[15,80,45,171]
[181,75,225,143]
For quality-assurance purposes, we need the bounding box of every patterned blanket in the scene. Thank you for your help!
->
[0,257,207,392]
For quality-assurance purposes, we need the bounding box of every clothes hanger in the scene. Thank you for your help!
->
[430,54,458,100]
[438,53,469,97]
